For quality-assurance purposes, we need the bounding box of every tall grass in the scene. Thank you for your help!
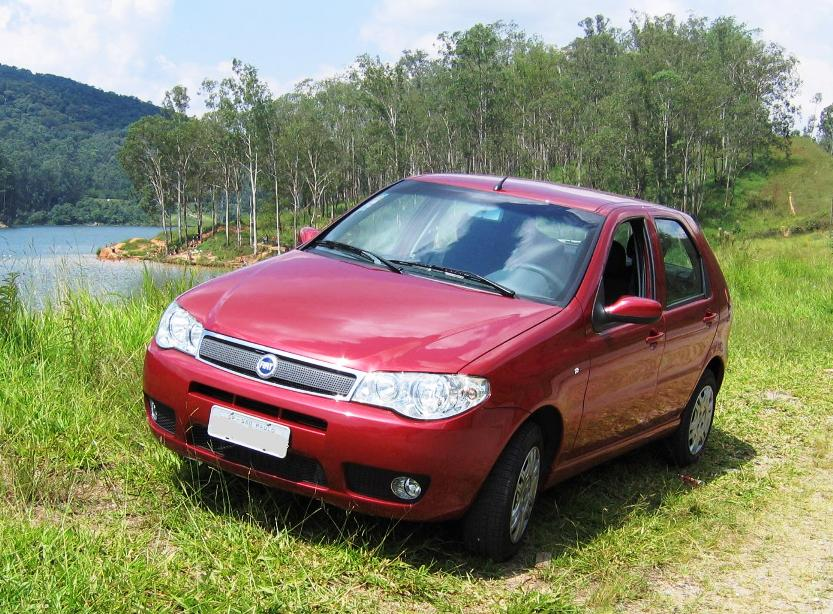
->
[0,234,831,612]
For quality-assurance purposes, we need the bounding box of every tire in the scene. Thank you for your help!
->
[665,370,718,466]
[463,422,543,561]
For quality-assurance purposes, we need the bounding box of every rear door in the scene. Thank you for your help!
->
[652,217,720,421]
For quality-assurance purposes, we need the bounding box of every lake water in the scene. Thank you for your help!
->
[0,226,220,307]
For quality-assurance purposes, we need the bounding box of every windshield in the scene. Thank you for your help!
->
[308,180,604,305]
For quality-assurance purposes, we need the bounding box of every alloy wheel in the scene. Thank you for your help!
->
[509,445,540,543]
[688,384,715,455]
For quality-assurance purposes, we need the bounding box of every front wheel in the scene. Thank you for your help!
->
[463,422,543,560]
[665,370,717,466]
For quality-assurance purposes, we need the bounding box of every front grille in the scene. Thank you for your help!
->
[187,425,327,486]
[198,334,357,398]
[344,463,430,503]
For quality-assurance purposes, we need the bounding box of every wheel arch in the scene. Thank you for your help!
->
[525,405,564,482]
[705,355,725,392]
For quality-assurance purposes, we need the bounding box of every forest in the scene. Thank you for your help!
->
[120,14,819,254]
[0,64,159,225]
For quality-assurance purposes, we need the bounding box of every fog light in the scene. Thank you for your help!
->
[149,399,158,422]
[390,476,422,500]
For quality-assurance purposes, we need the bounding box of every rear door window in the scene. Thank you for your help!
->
[655,218,705,306]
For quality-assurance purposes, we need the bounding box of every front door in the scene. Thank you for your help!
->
[572,218,666,455]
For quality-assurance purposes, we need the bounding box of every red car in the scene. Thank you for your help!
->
[144,175,730,560]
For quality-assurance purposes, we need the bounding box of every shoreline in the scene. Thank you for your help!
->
[97,235,282,269]
[0,223,158,229]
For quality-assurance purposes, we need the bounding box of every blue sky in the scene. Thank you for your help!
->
[0,0,831,122]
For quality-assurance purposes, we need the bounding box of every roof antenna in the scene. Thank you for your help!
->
[493,176,509,192]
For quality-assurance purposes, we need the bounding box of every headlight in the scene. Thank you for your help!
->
[155,301,204,356]
[352,372,489,420]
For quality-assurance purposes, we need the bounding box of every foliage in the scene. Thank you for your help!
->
[0,64,160,224]
[817,103,833,155]
[18,197,153,226]
[118,15,800,256]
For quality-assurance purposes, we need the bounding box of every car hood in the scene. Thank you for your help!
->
[178,251,561,373]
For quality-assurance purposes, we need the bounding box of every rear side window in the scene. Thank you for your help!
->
[655,218,705,306]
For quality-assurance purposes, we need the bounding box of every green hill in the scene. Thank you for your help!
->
[705,137,833,237]
[0,64,161,225]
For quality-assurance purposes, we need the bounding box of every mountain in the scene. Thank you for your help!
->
[0,64,161,225]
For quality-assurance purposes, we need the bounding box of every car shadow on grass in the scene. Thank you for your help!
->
[172,426,755,579]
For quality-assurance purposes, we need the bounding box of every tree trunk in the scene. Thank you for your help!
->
[274,176,281,249]
[235,189,241,247]
[224,185,230,246]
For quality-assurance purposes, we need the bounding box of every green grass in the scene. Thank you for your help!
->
[703,136,833,237]
[1,231,832,611]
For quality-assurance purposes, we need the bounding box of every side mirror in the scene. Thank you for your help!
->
[298,226,320,245]
[601,296,662,325]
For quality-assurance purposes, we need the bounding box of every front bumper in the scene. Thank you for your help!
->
[143,340,524,521]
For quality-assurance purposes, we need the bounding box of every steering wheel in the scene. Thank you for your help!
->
[513,263,564,293]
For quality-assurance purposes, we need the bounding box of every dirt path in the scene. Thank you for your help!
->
[626,460,833,613]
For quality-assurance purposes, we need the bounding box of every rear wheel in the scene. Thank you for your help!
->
[666,370,717,466]
[463,422,543,560]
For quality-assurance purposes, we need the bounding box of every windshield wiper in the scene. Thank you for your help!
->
[390,260,516,298]
[315,240,402,274]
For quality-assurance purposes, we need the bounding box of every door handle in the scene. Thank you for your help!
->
[703,311,718,325]
[645,330,665,345]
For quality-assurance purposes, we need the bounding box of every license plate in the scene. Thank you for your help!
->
[207,405,290,459]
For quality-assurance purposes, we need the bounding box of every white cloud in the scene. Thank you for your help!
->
[0,1,284,114]
[0,0,172,102]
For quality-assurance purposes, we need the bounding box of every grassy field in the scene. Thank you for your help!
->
[1,226,832,611]
[703,137,833,238]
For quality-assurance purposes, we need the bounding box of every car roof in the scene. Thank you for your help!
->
[411,173,681,217]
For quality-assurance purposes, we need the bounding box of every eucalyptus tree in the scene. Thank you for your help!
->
[819,104,833,155]
[320,78,366,203]
[201,111,237,245]
[505,40,565,178]
[353,54,410,182]
[393,50,435,175]
[264,99,284,244]
[118,115,173,249]
[439,22,515,174]
[161,86,200,243]
[202,82,245,246]
[204,60,270,254]
[294,81,338,224]
[118,15,801,252]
